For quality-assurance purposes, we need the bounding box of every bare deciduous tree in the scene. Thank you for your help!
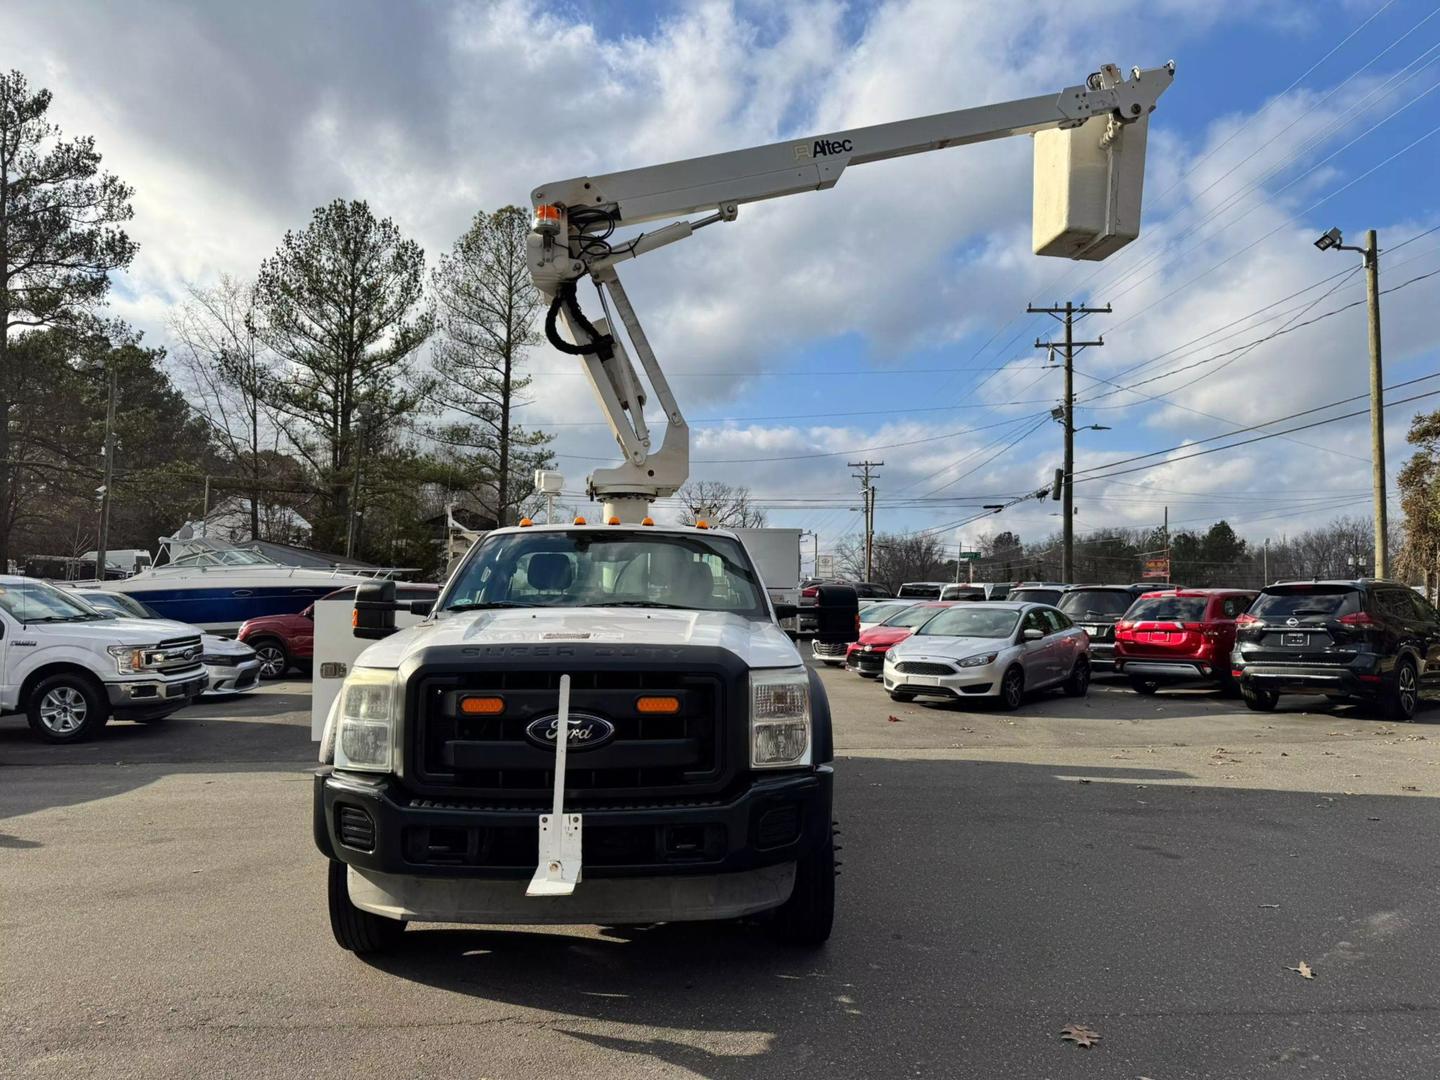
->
[676,481,767,528]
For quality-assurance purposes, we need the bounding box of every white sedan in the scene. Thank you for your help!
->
[883,601,1090,708]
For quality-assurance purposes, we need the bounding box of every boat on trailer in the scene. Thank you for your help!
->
[107,535,375,634]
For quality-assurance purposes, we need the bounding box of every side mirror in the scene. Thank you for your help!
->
[301,605,314,621]
[773,602,798,621]
[354,580,398,640]
[409,598,434,617]
[814,584,860,645]
[1022,627,1044,642]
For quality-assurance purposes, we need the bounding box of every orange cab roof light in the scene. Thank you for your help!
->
[459,695,505,715]
[695,519,709,529]
[636,695,680,714]
[607,516,621,525]
[518,517,533,527]
[573,515,587,525]
[641,517,655,526]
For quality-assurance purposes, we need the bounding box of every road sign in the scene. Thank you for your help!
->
[1142,556,1170,580]
[959,551,981,561]
[816,554,836,577]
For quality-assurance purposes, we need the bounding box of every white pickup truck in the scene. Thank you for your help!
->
[0,575,208,743]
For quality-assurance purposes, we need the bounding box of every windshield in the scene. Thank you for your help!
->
[0,580,108,622]
[1058,589,1134,618]
[939,586,983,601]
[443,530,766,615]
[882,605,943,629]
[1009,588,1060,606]
[1127,596,1208,622]
[916,606,1019,638]
[1252,586,1359,619]
[76,591,153,619]
[862,601,913,623]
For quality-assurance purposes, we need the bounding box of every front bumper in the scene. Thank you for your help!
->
[811,640,848,662]
[846,651,885,676]
[883,661,997,698]
[316,765,831,919]
[203,658,261,695]
[106,671,207,710]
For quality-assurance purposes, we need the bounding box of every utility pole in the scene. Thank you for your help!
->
[345,422,364,559]
[1031,302,1108,584]
[1314,227,1387,577]
[849,460,883,582]
[1263,536,1269,587]
[95,361,117,581]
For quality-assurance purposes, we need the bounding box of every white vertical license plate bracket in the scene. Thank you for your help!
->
[527,673,583,896]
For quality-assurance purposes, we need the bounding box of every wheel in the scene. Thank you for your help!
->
[251,638,289,680]
[1063,657,1091,697]
[1128,675,1160,696]
[1385,658,1419,721]
[327,860,406,954]
[26,673,109,744]
[889,689,915,702]
[770,825,835,947]
[998,666,1024,710]
[1242,685,1279,712]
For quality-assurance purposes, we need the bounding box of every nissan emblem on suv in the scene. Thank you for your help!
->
[525,713,616,750]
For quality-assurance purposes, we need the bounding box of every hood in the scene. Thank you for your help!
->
[352,607,802,671]
[202,632,254,655]
[891,634,1009,661]
[858,626,914,647]
[29,616,199,646]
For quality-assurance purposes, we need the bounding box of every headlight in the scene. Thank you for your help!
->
[750,667,811,769]
[107,644,147,674]
[959,652,998,668]
[333,667,399,773]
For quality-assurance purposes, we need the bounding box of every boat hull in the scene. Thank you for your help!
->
[112,578,366,633]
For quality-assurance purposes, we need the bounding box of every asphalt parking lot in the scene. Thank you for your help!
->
[4,668,1440,1079]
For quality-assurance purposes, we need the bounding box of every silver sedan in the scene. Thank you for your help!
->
[882,602,1090,709]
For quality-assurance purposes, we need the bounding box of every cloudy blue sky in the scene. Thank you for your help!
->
[9,0,1440,567]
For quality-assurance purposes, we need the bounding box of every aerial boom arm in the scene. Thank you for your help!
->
[528,63,1174,520]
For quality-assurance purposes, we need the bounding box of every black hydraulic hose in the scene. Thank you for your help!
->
[545,280,615,362]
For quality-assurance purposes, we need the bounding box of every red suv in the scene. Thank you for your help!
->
[1113,588,1258,694]
[845,601,956,677]
[238,582,438,679]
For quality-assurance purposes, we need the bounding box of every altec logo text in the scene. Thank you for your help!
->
[794,137,854,160]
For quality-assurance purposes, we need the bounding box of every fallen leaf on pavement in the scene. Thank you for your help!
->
[1402,785,1419,791]
[1060,1023,1101,1048]
[1287,961,1315,980]
[1259,903,1280,909]
[886,715,902,723]
[1078,778,1092,784]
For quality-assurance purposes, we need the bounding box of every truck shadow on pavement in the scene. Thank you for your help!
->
[360,755,1440,1079]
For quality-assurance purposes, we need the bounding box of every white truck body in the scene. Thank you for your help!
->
[732,527,801,633]
[310,593,429,740]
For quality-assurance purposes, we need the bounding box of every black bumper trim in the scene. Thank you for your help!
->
[317,765,832,880]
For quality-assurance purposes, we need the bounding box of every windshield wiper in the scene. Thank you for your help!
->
[1288,608,1335,616]
[593,600,690,609]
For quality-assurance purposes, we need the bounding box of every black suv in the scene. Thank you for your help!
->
[1232,580,1440,719]
[1057,584,1154,669]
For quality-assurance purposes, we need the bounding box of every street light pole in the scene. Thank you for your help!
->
[1315,226,1387,577]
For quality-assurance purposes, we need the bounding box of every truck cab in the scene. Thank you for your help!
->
[315,522,857,953]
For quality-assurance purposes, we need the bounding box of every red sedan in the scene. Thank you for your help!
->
[238,582,438,679]
[845,601,958,678]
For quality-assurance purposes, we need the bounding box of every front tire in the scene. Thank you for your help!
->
[26,673,109,744]
[998,666,1024,711]
[1063,657,1091,697]
[1385,658,1419,721]
[327,860,406,955]
[251,638,289,680]
[770,826,835,947]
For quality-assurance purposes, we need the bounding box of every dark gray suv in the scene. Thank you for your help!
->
[1231,580,1440,719]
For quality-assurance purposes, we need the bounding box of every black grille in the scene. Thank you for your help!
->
[409,667,732,806]
[849,652,884,672]
[896,661,955,676]
[812,641,847,658]
[337,806,375,851]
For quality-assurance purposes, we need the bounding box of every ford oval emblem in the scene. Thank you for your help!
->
[525,712,615,751]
